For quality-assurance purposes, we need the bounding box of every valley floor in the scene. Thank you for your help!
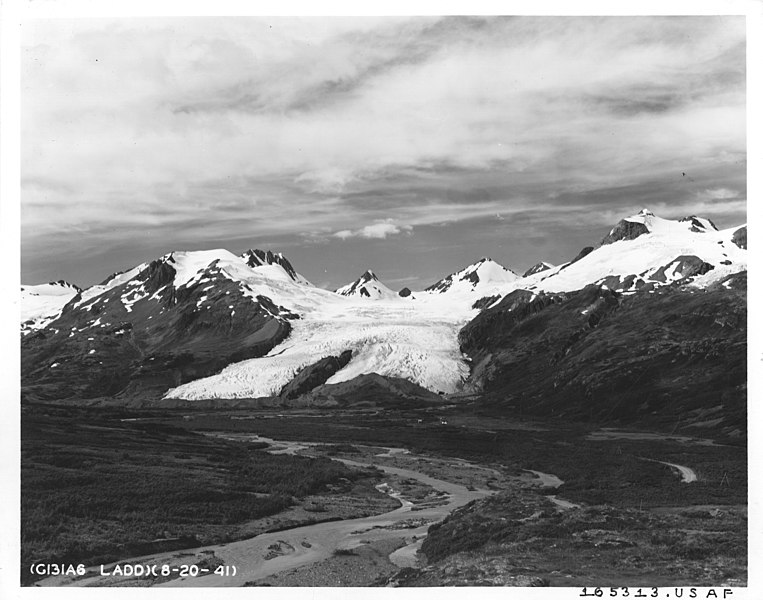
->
[22,404,747,588]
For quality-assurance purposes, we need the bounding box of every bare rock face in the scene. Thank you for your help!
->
[732,226,747,250]
[647,255,714,283]
[559,246,594,271]
[242,249,300,281]
[522,262,552,277]
[573,246,595,261]
[471,295,501,310]
[49,280,82,293]
[680,215,718,232]
[278,350,353,400]
[601,220,650,245]
[399,287,412,297]
[139,258,177,291]
[716,270,746,291]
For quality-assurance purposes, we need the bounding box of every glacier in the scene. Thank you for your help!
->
[165,292,476,400]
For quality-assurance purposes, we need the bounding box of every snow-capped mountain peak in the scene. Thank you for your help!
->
[134,248,311,293]
[425,257,518,295]
[240,249,310,284]
[21,280,82,334]
[335,270,396,299]
[603,208,720,246]
[524,210,746,293]
[21,280,81,296]
[163,249,238,288]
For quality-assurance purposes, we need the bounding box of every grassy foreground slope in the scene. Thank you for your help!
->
[21,405,390,585]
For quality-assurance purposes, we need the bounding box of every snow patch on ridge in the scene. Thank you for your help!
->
[76,264,147,308]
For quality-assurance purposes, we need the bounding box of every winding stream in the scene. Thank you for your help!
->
[159,452,493,587]
[40,438,494,587]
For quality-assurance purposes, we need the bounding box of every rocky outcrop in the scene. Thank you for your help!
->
[522,262,553,277]
[680,215,718,232]
[471,295,501,310]
[97,269,130,287]
[601,220,650,245]
[598,274,639,291]
[573,246,595,262]
[425,273,455,293]
[399,287,412,297]
[596,255,716,292]
[559,246,594,270]
[714,271,746,291]
[459,288,569,377]
[279,350,353,400]
[242,249,300,281]
[138,258,177,292]
[732,226,747,249]
[295,373,442,408]
[50,280,82,293]
[648,255,714,283]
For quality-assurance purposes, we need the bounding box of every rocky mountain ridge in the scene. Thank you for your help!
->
[20,209,747,432]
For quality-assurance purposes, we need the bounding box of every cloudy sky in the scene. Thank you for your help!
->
[21,15,746,289]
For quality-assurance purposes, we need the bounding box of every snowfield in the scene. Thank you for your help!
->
[74,264,147,309]
[21,282,80,334]
[165,293,476,400]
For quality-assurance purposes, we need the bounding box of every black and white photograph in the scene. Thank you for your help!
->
[1,0,759,596]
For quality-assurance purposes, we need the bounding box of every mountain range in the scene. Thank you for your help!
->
[20,209,747,433]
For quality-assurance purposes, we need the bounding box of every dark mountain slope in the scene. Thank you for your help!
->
[21,258,294,403]
[279,351,354,401]
[296,373,443,408]
[459,273,746,435]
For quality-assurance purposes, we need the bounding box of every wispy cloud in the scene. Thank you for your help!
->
[704,187,740,201]
[20,16,746,286]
